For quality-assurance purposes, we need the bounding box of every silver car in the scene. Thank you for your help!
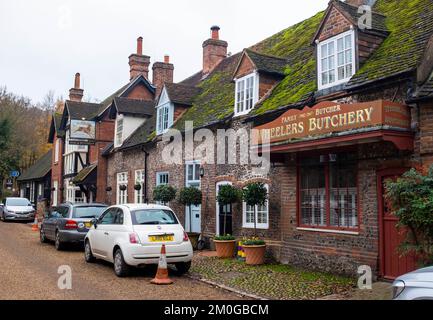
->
[393,266,433,300]
[0,197,36,222]
[40,202,107,250]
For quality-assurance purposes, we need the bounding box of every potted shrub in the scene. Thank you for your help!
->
[214,185,241,258]
[179,187,202,249]
[213,234,236,258]
[153,184,177,205]
[242,182,268,265]
[242,238,267,265]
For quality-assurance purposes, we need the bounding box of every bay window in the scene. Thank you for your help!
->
[235,73,258,116]
[318,30,356,90]
[299,153,358,230]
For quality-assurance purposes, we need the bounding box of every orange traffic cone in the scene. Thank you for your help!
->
[151,244,173,285]
[31,215,39,232]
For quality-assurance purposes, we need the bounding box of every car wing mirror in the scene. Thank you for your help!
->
[92,219,98,228]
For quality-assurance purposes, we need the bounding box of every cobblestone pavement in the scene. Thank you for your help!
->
[0,222,245,300]
[190,252,356,300]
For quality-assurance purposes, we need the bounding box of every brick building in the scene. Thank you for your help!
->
[105,0,433,279]
[48,0,433,279]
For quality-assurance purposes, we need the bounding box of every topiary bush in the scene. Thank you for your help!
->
[153,185,177,205]
[242,182,268,237]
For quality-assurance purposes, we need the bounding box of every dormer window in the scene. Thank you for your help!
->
[234,73,258,117]
[156,102,174,135]
[317,30,356,90]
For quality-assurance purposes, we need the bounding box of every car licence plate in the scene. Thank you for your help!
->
[85,222,92,228]
[149,235,174,242]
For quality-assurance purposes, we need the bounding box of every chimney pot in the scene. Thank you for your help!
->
[74,73,81,89]
[137,37,143,55]
[164,55,170,63]
[211,25,220,40]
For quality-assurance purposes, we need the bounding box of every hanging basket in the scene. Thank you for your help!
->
[105,186,112,192]
[134,184,142,191]
[119,185,127,191]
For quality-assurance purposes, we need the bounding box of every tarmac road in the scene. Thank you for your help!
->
[0,221,244,300]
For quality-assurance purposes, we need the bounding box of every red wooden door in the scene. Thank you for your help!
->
[379,172,417,279]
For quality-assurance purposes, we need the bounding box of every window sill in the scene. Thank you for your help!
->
[242,225,269,230]
[296,227,359,235]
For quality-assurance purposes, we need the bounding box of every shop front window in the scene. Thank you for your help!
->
[299,153,358,230]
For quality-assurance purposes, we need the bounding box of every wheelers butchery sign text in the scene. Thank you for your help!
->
[253,100,411,145]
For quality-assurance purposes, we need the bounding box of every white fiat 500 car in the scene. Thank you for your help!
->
[84,204,193,277]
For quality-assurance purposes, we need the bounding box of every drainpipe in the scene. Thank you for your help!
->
[142,146,149,204]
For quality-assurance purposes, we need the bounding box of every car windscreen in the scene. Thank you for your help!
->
[6,198,31,206]
[73,206,107,219]
[131,209,179,225]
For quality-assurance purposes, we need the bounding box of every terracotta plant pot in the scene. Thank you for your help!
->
[187,232,201,250]
[243,245,266,265]
[214,240,236,258]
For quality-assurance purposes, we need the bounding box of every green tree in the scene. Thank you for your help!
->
[242,182,268,237]
[385,167,433,266]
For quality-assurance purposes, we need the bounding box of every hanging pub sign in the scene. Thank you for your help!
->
[253,100,411,145]
[69,119,96,145]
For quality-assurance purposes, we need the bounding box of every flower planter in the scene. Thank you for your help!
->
[243,245,266,265]
[214,240,236,258]
[187,232,201,250]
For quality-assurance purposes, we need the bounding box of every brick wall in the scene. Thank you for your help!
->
[318,6,352,42]
[51,135,63,205]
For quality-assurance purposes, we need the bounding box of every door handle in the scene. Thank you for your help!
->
[104,232,109,236]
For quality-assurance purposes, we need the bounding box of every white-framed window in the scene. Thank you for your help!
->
[234,73,259,117]
[54,139,60,163]
[52,180,58,206]
[117,172,128,205]
[156,103,173,135]
[115,116,124,147]
[317,30,356,90]
[156,172,169,186]
[64,178,86,203]
[242,184,269,229]
[134,169,145,204]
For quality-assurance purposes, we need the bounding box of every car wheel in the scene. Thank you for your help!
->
[55,231,65,251]
[175,261,191,275]
[113,248,131,277]
[40,227,48,243]
[84,240,96,263]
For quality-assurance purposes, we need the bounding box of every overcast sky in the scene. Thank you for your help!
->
[0,0,330,104]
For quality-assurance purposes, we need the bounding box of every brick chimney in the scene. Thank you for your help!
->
[69,73,84,102]
[129,37,151,81]
[152,55,174,98]
[202,26,228,75]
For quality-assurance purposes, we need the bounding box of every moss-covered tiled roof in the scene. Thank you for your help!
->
[243,49,287,77]
[17,150,52,182]
[165,83,202,106]
[126,0,433,142]
[113,97,155,116]
[347,0,433,88]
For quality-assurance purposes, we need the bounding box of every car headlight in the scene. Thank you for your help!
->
[392,280,405,299]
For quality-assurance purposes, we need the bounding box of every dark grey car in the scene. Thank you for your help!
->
[40,202,107,250]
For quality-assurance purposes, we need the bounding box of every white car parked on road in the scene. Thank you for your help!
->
[84,204,193,277]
